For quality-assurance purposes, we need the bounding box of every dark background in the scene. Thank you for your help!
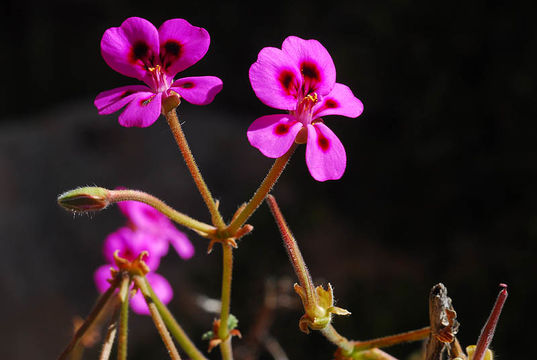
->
[0,0,534,358]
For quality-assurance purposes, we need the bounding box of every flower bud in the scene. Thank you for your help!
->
[57,186,110,212]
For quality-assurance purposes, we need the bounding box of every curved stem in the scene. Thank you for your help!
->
[218,244,234,360]
[321,325,355,355]
[142,277,208,360]
[165,108,226,229]
[226,144,297,236]
[109,189,216,236]
[352,327,431,352]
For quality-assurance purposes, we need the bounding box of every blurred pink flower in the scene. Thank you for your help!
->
[248,36,363,181]
[95,17,222,127]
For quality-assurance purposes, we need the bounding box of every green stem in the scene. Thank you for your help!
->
[99,302,121,360]
[321,325,355,355]
[265,194,315,306]
[109,189,216,236]
[226,144,297,236]
[58,275,121,360]
[352,326,431,352]
[134,276,182,360]
[165,108,225,229]
[218,243,234,360]
[117,274,131,360]
[142,277,208,360]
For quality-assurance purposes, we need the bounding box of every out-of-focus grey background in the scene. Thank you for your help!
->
[1,0,534,358]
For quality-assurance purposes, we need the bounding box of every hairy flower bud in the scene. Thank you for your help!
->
[57,186,111,212]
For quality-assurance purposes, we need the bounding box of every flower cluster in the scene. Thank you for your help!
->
[94,200,194,314]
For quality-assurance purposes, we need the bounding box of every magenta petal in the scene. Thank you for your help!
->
[118,92,163,127]
[170,76,223,105]
[281,36,336,97]
[305,123,346,181]
[131,272,173,315]
[158,19,210,77]
[94,264,114,293]
[247,114,303,158]
[249,47,302,110]
[119,200,170,231]
[313,83,364,119]
[166,227,194,259]
[103,227,162,271]
[101,17,159,84]
[95,85,150,115]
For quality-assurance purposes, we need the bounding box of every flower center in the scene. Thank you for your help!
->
[147,64,170,93]
[294,92,319,125]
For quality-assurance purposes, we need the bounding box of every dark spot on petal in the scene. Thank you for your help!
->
[318,135,330,151]
[274,123,289,135]
[181,82,194,89]
[131,41,150,63]
[301,61,321,83]
[161,40,182,70]
[278,70,296,95]
[140,95,155,106]
[325,99,338,108]
[120,90,134,99]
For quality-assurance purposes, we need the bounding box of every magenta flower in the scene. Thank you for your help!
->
[118,200,194,260]
[95,17,223,127]
[95,264,173,315]
[247,36,363,181]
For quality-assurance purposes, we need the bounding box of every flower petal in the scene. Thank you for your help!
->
[100,17,159,84]
[130,273,173,315]
[118,92,163,127]
[313,83,364,119]
[305,123,346,181]
[170,76,223,105]
[94,264,115,293]
[249,46,302,110]
[94,85,151,115]
[103,227,163,271]
[158,19,210,77]
[247,114,303,158]
[282,36,336,97]
[166,227,194,259]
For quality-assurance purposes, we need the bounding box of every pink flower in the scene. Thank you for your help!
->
[118,200,194,260]
[247,36,363,181]
[95,265,173,315]
[95,17,223,127]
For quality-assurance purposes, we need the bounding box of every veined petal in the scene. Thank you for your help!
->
[282,36,336,97]
[130,272,173,315]
[101,17,159,84]
[305,123,346,181]
[313,83,364,119]
[118,92,163,127]
[158,19,210,77]
[249,47,302,110]
[166,227,194,259]
[94,264,114,293]
[170,76,223,105]
[94,85,150,115]
[247,114,303,158]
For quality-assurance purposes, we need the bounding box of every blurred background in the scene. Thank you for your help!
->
[0,0,534,358]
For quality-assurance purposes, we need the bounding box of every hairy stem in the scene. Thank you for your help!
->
[134,276,182,360]
[266,194,315,306]
[218,243,234,360]
[109,189,216,236]
[117,274,131,360]
[321,325,355,355]
[226,144,297,236]
[143,277,208,360]
[352,326,431,352]
[165,108,225,229]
